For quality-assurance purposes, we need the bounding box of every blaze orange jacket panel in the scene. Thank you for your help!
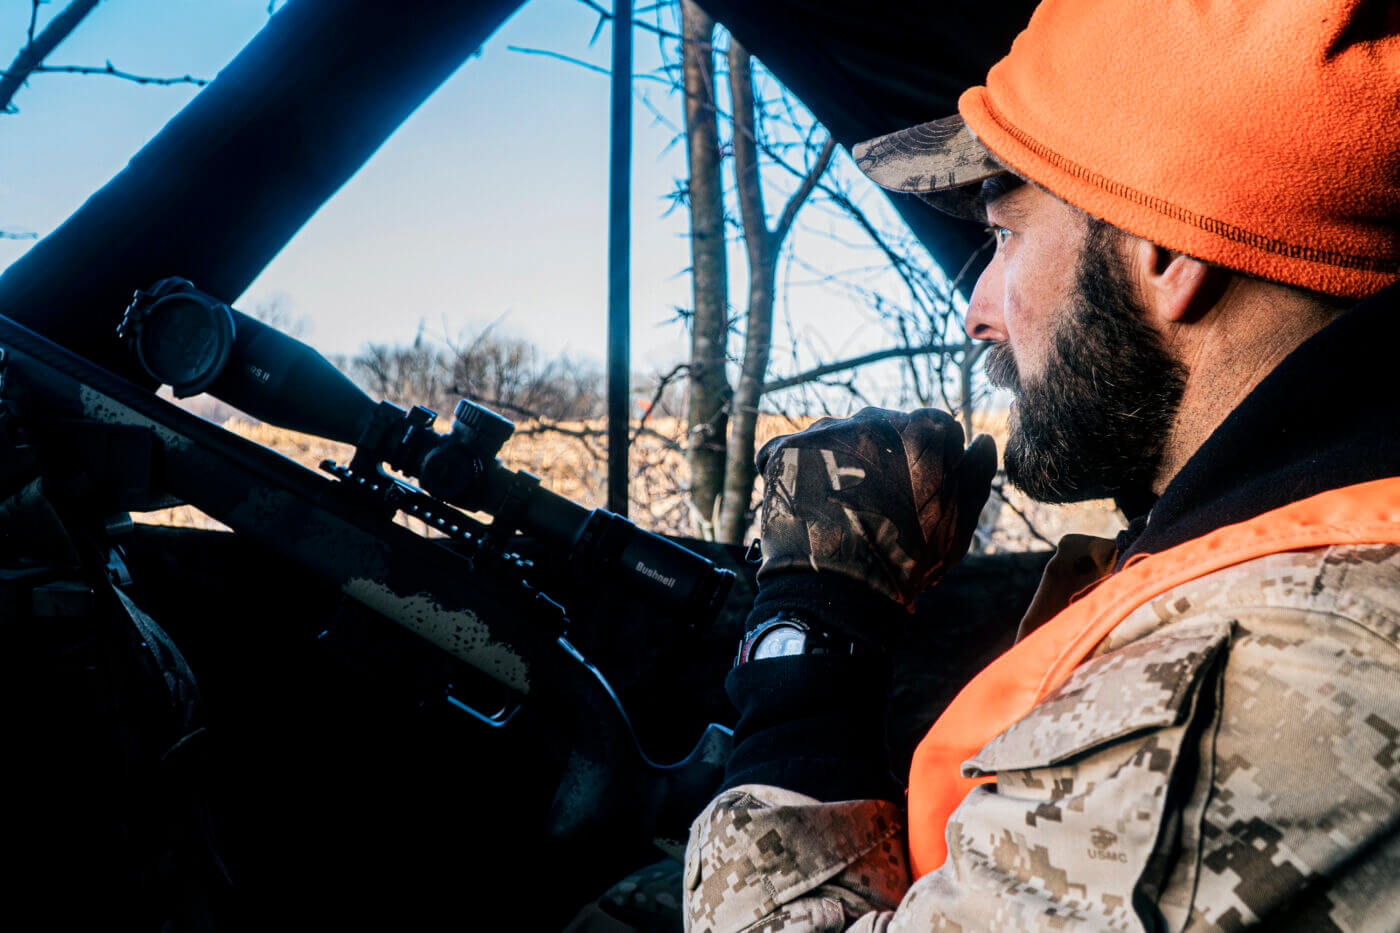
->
[906,475,1400,877]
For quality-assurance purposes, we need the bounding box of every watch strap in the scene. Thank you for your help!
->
[734,613,867,668]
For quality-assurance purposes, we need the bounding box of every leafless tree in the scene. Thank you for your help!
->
[347,327,604,423]
[247,294,312,340]
[347,331,455,413]
[504,1,1064,547]
[715,42,835,543]
[447,328,604,421]
[678,0,730,538]
[654,4,980,543]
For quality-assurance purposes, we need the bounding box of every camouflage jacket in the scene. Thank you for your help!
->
[685,542,1400,932]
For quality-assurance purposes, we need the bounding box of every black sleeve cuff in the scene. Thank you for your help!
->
[745,572,904,650]
[722,653,900,803]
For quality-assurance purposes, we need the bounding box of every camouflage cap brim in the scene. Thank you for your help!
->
[853,114,1005,223]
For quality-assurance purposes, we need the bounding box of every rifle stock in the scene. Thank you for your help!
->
[1,310,550,691]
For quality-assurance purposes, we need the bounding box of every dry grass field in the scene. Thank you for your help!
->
[137,406,1124,553]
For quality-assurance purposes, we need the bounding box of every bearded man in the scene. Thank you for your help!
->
[684,0,1400,929]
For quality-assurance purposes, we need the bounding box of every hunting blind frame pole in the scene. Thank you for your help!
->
[606,0,633,516]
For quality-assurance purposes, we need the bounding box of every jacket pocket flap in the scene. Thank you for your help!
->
[964,618,1232,776]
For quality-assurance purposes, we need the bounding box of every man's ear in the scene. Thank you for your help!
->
[1129,239,1219,323]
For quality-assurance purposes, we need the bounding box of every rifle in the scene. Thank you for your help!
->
[0,3,737,913]
[0,276,736,849]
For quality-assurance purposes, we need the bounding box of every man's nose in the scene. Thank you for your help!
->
[964,263,1007,342]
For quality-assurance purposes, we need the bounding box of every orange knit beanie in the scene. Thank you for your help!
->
[857,0,1400,299]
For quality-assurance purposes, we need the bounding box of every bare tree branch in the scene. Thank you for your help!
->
[27,1,44,48]
[31,61,209,88]
[895,315,928,404]
[0,0,99,113]
[991,482,1056,548]
[761,343,967,395]
[772,135,835,246]
[633,363,686,444]
[505,45,669,82]
[514,416,684,455]
[573,0,683,40]
[735,119,956,340]
[506,45,613,78]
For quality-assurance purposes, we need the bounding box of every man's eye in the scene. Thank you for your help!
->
[986,225,1013,247]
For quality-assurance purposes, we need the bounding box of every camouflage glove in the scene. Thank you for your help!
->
[755,407,997,611]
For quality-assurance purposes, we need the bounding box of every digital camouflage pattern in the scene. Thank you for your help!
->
[754,407,997,611]
[920,616,1233,930]
[685,785,908,932]
[686,543,1400,931]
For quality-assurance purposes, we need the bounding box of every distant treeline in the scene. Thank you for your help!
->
[345,329,605,422]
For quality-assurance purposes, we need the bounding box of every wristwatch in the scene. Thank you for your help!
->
[734,613,865,667]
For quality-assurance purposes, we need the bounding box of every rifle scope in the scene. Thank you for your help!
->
[120,279,735,627]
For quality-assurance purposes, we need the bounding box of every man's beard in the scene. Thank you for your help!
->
[983,224,1187,505]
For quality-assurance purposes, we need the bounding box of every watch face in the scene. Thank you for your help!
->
[752,623,807,660]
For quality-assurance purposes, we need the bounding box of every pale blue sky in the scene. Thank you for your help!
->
[1,0,956,400]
